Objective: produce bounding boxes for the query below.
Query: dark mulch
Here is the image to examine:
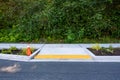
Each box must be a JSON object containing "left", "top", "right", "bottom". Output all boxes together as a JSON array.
[{"left": 88, "top": 48, "right": 120, "bottom": 56}]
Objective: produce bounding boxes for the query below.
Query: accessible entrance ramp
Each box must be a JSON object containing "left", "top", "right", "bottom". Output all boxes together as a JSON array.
[{"left": 34, "top": 44, "right": 92, "bottom": 60}]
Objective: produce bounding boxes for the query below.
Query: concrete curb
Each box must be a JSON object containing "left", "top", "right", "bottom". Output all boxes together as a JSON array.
[
  {"left": 0, "top": 54, "right": 29, "bottom": 61},
  {"left": 0, "top": 43, "right": 120, "bottom": 62}
]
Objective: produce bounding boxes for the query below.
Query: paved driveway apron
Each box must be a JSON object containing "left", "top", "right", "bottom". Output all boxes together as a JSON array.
[{"left": 0, "top": 59, "right": 120, "bottom": 80}]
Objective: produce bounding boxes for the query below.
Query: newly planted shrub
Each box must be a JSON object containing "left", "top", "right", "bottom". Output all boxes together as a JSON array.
[
  {"left": 101, "top": 45, "right": 114, "bottom": 54},
  {"left": 91, "top": 44, "right": 101, "bottom": 51},
  {"left": 9, "top": 46, "right": 17, "bottom": 51},
  {"left": 1, "top": 49, "right": 12, "bottom": 54}
]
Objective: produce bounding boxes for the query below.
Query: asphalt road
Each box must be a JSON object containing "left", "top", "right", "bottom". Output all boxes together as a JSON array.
[{"left": 0, "top": 59, "right": 120, "bottom": 80}]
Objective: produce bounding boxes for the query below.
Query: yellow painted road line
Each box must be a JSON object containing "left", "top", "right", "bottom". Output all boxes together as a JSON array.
[{"left": 34, "top": 54, "right": 91, "bottom": 59}]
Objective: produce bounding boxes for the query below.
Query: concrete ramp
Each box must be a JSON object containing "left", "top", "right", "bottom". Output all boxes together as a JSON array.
[{"left": 34, "top": 44, "right": 91, "bottom": 60}]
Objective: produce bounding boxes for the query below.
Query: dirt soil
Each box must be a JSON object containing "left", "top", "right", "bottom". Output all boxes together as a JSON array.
[{"left": 88, "top": 48, "right": 120, "bottom": 56}]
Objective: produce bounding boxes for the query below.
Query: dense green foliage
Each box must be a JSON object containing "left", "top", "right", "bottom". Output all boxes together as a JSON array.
[{"left": 0, "top": 0, "right": 120, "bottom": 43}]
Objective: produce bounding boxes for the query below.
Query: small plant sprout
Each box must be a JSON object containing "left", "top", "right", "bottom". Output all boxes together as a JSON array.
[
  {"left": 21, "top": 48, "right": 27, "bottom": 55},
  {"left": 101, "top": 45, "right": 114, "bottom": 54},
  {"left": 9, "top": 46, "right": 17, "bottom": 51},
  {"left": 2, "top": 49, "right": 12, "bottom": 54},
  {"left": 109, "top": 45, "right": 113, "bottom": 50},
  {"left": 91, "top": 43, "right": 101, "bottom": 51},
  {"left": 107, "top": 45, "right": 114, "bottom": 54}
]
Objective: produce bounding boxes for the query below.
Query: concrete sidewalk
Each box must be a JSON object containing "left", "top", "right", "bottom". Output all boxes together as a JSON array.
[{"left": 0, "top": 43, "right": 120, "bottom": 62}]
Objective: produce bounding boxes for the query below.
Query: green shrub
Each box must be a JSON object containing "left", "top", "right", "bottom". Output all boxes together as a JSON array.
[
  {"left": 9, "top": 46, "right": 17, "bottom": 51},
  {"left": 2, "top": 49, "right": 12, "bottom": 54},
  {"left": 91, "top": 44, "right": 101, "bottom": 51},
  {"left": 0, "top": 0, "right": 119, "bottom": 43}
]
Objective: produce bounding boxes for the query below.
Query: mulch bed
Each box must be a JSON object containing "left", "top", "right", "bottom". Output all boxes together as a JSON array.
[
  {"left": 88, "top": 48, "right": 120, "bottom": 56},
  {"left": 0, "top": 49, "right": 22, "bottom": 55},
  {"left": 0, "top": 49, "right": 37, "bottom": 55}
]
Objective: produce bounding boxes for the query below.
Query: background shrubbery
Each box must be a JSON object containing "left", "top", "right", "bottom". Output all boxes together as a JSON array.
[{"left": 0, "top": 0, "right": 120, "bottom": 43}]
